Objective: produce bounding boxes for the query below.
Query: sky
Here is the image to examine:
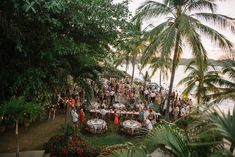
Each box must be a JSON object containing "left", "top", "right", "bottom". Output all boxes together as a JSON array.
[{"left": 114, "top": 0, "right": 235, "bottom": 59}]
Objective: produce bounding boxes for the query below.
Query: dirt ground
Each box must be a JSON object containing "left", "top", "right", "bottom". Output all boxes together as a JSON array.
[{"left": 0, "top": 113, "right": 65, "bottom": 153}]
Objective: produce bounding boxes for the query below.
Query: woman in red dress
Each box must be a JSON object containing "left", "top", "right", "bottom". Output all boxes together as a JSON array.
[
  {"left": 114, "top": 111, "right": 119, "bottom": 126},
  {"left": 79, "top": 108, "right": 85, "bottom": 123},
  {"left": 120, "top": 84, "right": 124, "bottom": 96}
]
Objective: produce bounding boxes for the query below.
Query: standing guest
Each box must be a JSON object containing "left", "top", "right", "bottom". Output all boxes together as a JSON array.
[
  {"left": 48, "top": 104, "right": 56, "bottom": 120},
  {"left": 127, "top": 88, "right": 132, "bottom": 100},
  {"left": 79, "top": 108, "right": 85, "bottom": 123},
  {"left": 144, "top": 88, "right": 149, "bottom": 102},
  {"left": 110, "top": 89, "right": 115, "bottom": 105},
  {"left": 74, "top": 94, "right": 81, "bottom": 111},
  {"left": 69, "top": 96, "right": 75, "bottom": 108},
  {"left": 71, "top": 107, "right": 78, "bottom": 128},
  {"left": 173, "top": 105, "right": 180, "bottom": 119},
  {"left": 139, "top": 109, "right": 145, "bottom": 123},
  {"left": 120, "top": 83, "right": 124, "bottom": 96},
  {"left": 150, "top": 91, "right": 156, "bottom": 103},
  {"left": 114, "top": 111, "right": 119, "bottom": 126}
]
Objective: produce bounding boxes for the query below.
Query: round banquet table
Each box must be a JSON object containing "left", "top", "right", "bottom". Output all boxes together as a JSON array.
[
  {"left": 113, "top": 103, "right": 126, "bottom": 110},
  {"left": 87, "top": 119, "right": 106, "bottom": 134},
  {"left": 122, "top": 120, "right": 141, "bottom": 134}
]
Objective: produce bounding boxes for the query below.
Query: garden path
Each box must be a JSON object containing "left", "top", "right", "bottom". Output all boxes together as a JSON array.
[{"left": 0, "top": 114, "right": 64, "bottom": 153}]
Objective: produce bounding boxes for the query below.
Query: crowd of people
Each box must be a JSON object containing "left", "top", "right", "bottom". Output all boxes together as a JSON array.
[{"left": 48, "top": 77, "right": 193, "bottom": 131}]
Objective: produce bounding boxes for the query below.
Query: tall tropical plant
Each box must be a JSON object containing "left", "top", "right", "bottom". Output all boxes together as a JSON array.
[
  {"left": 135, "top": 0, "right": 234, "bottom": 119},
  {"left": 208, "top": 61, "right": 235, "bottom": 102},
  {"left": 0, "top": 96, "right": 42, "bottom": 157},
  {"left": 144, "top": 55, "right": 172, "bottom": 87},
  {"left": 102, "top": 107, "right": 235, "bottom": 157},
  {"left": 178, "top": 59, "right": 220, "bottom": 104},
  {"left": 114, "top": 19, "right": 148, "bottom": 86},
  {"left": 209, "top": 107, "right": 235, "bottom": 153}
]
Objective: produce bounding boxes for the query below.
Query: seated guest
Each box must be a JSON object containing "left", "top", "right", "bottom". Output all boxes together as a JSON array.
[
  {"left": 93, "top": 100, "right": 101, "bottom": 109},
  {"left": 100, "top": 106, "right": 108, "bottom": 117},
  {"left": 145, "top": 118, "right": 153, "bottom": 130},
  {"left": 148, "top": 109, "right": 156, "bottom": 122}
]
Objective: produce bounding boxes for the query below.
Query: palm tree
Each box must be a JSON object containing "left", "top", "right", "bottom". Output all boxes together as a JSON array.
[
  {"left": 142, "top": 55, "right": 172, "bottom": 87},
  {"left": 208, "top": 61, "right": 235, "bottom": 102},
  {"left": 0, "top": 96, "right": 42, "bottom": 157},
  {"left": 114, "top": 50, "right": 131, "bottom": 73},
  {"left": 115, "top": 19, "right": 148, "bottom": 86},
  {"left": 178, "top": 59, "right": 220, "bottom": 104},
  {"left": 135, "top": 0, "right": 234, "bottom": 120}
]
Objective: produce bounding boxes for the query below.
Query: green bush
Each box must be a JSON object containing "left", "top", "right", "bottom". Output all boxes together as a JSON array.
[{"left": 45, "top": 135, "right": 99, "bottom": 157}]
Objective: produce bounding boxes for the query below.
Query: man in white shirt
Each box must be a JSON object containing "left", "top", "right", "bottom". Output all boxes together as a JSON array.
[
  {"left": 100, "top": 106, "right": 107, "bottom": 117},
  {"left": 145, "top": 119, "right": 153, "bottom": 130},
  {"left": 71, "top": 108, "right": 78, "bottom": 128}
]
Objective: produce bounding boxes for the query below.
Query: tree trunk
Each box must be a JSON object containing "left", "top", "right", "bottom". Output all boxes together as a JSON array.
[
  {"left": 230, "top": 144, "right": 234, "bottom": 154},
  {"left": 131, "top": 59, "right": 135, "bottom": 86},
  {"left": 159, "top": 70, "right": 162, "bottom": 87},
  {"left": 165, "top": 31, "right": 180, "bottom": 120},
  {"left": 16, "top": 120, "right": 19, "bottom": 157},
  {"left": 64, "top": 104, "right": 69, "bottom": 140}
]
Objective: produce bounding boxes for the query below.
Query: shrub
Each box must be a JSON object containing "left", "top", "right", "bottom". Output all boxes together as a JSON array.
[{"left": 45, "top": 135, "right": 99, "bottom": 157}]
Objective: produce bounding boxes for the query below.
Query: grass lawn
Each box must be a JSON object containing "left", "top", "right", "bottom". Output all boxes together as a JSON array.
[{"left": 76, "top": 125, "right": 141, "bottom": 147}]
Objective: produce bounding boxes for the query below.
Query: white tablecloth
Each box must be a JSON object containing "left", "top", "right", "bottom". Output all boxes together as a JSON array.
[
  {"left": 87, "top": 119, "right": 106, "bottom": 133},
  {"left": 113, "top": 103, "right": 126, "bottom": 110},
  {"left": 122, "top": 120, "right": 141, "bottom": 134}
]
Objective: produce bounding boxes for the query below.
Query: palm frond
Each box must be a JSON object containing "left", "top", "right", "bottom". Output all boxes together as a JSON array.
[
  {"left": 144, "top": 124, "right": 191, "bottom": 157},
  {"left": 186, "top": 0, "right": 217, "bottom": 13},
  {"left": 195, "top": 22, "right": 233, "bottom": 50},
  {"left": 135, "top": 1, "right": 173, "bottom": 21},
  {"left": 192, "top": 13, "right": 235, "bottom": 31}
]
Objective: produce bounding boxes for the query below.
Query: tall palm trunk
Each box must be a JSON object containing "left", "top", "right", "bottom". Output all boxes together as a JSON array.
[
  {"left": 64, "top": 104, "right": 69, "bottom": 140},
  {"left": 159, "top": 70, "right": 162, "bottom": 87},
  {"left": 131, "top": 59, "right": 135, "bottom": 86},
  {"left": 165, "top": 31, "right": 180, "bottom": 120},
  {"left": 16, "top": 120, "right": 19, "bottom": 157}
]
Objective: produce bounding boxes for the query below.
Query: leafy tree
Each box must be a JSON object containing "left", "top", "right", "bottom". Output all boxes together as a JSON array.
[
  {"left": 0, "top": 96, "right": 42, "bottom": 157},
  {"left": 134, "top": 0, "right": 234, "bottom": 120},
  {"left": 0, "top": 0, "right": 131, "bottom": 104},
  {"left": 178, "top": 59, "right": 220, "bottom": 104}
]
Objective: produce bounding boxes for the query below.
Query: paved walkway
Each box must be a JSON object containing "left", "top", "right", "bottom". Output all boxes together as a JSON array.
[
  {"left": 0, "top": 114, "right": 64, "bottom": 153},
  {"left": 0, "top": 150, "right": 45, "bottom": 157}
]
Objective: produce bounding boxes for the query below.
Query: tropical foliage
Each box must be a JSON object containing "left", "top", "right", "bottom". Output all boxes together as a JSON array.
[
  {"left": 134, "top": 0, "right": 234, "bottom": 119},
  {"left": 103, "top": 106, "right": 235, "bottom": 157},
  {"left": 208, "top": 61, "right": 235, "bottom": 102},
  {"left": 178, "top": 59, "right": 220, "bottom": 104},
  {"left": 0, "top": 96, "right": 43, "bottom": 157},
  {"left": 0, "top": 0, "right": 131, "bottom": 105}
]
